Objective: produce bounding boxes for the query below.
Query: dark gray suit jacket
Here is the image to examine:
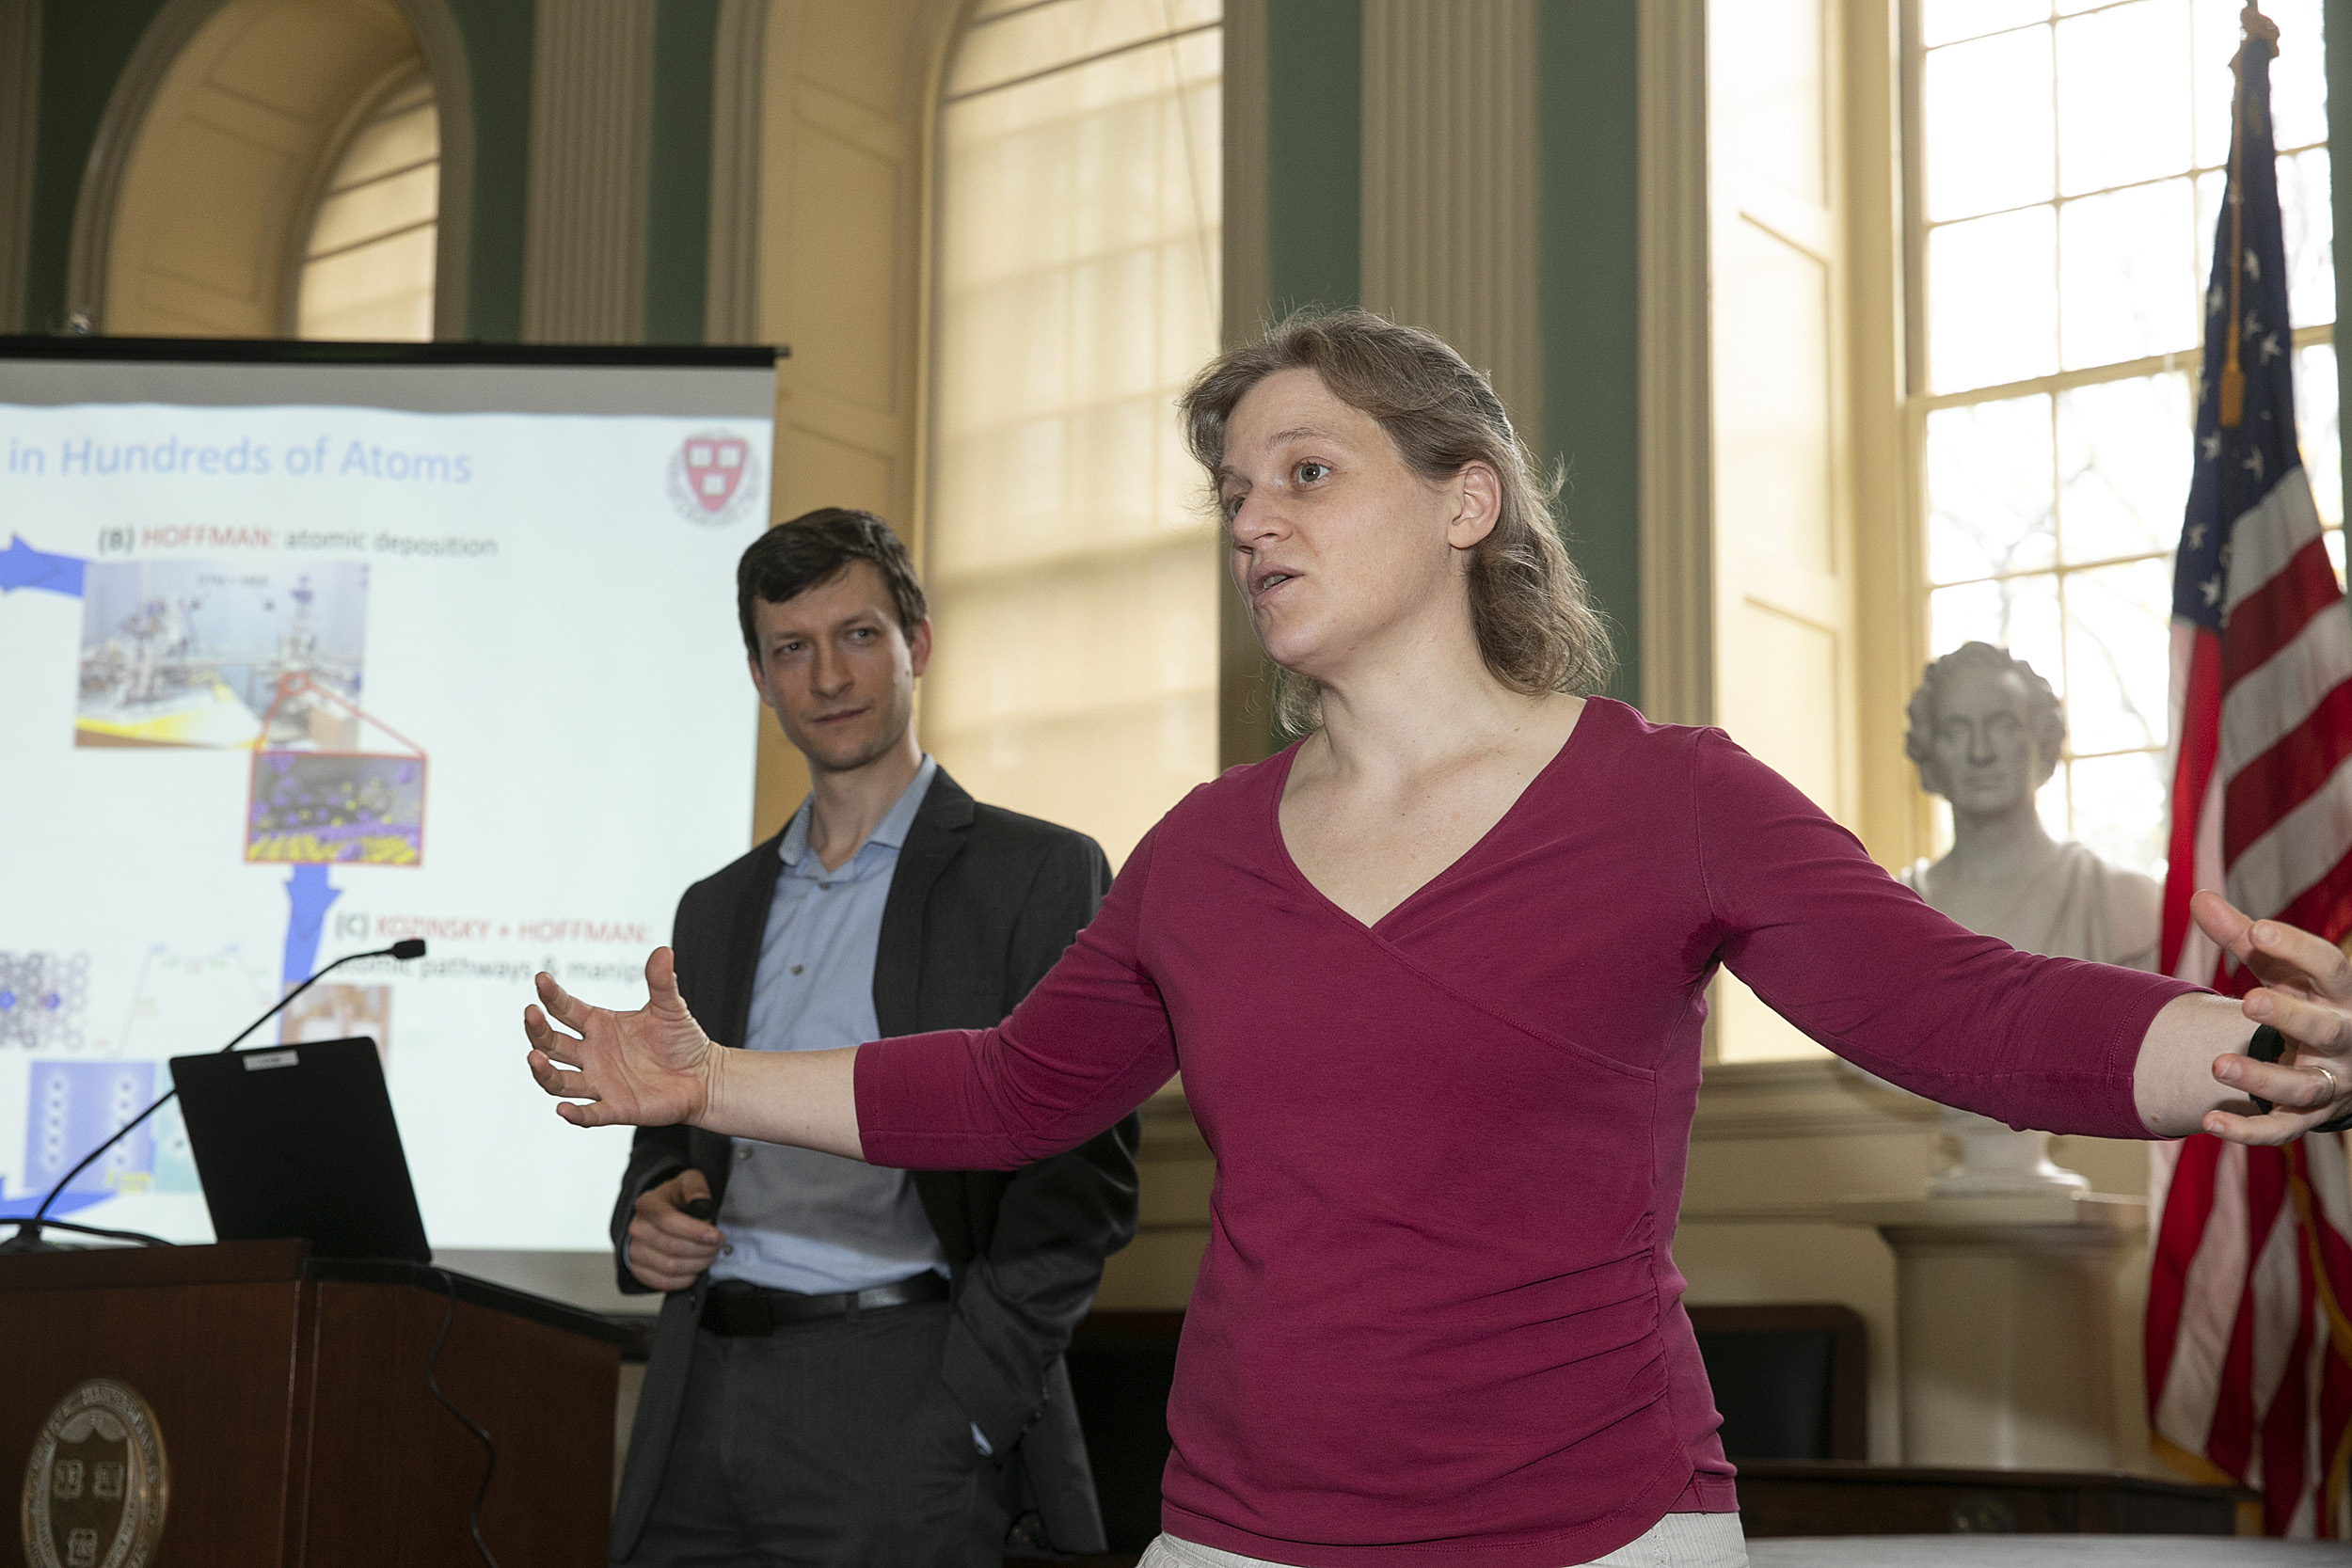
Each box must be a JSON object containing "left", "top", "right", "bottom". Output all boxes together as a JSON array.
[{"left": 607, "top": 767, "right": 1141, "bottom": 1560}]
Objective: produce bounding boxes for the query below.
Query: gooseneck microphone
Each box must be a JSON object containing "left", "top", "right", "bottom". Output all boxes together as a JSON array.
[{"left": 2, "top": 939, "right": 428, "bottom": 1252}]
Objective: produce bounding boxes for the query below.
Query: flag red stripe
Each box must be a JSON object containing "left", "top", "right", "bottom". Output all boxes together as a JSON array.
[
  {"left": 2219, "top": 539, "right": 2344, "bottom": 691},
  {"left": 2222, "top": 680, "right": 2352, "bottom": 863},
  {"left": 2213, "top": 1150, "right": 2298, "bottom": 1477},
  {"left": 2259, "top": 1247, "right": 2314, "bottom": 1533},
  {"left": 2210, "top": 1264, "right": 2264, "bottom": 1477},
  {"left": 2265, "top": 847, "right": 2352, "bottom": 947},
  {"left": 2163, "top": 629, "right": 2225, "bottom": 975},
  {"left": 2151, "top": 1135, "right": 2225, "bottom": 1409}
]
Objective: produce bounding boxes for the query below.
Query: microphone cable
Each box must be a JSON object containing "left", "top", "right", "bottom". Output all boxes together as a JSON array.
[
  {"left": 428, "top": 1266, "right": 504, "bottom": 1568},
  {"left": 4, "top": 938, "right": 427, "bottom": 1251},
  {"left": 18, "top": 1217, "right": 172, "bottom": 1247}
]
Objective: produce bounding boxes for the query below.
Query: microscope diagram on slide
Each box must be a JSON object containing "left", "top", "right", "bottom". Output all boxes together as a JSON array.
[{"left": 66, "top": 554, "right": 428, "bottom": 864}]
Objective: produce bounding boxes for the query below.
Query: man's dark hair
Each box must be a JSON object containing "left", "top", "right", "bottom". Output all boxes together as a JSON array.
[{"left": 736, "top": 508, "right": 928, "bottom": 657}]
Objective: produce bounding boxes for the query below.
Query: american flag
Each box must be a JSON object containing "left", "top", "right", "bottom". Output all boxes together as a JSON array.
[{"left": 2145, "top": 15, "right": 2352, "bottom": 1538}]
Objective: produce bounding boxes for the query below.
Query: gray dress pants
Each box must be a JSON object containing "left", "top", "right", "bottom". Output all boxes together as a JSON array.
[{"left": 621, "top": 1300, "right": 1007, "bottom": 1568}]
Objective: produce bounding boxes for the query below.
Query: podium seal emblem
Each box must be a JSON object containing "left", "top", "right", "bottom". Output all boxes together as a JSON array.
[{"left": 20, "top": 1379, "right": 167, "bottom": 1568}]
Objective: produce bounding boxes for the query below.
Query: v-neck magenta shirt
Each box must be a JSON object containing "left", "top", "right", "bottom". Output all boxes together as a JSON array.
[{"left": 855, "top": 700, "right": 2197, "bottom": 1567}]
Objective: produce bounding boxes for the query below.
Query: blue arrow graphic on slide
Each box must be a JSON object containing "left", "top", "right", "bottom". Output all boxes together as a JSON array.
[
  {"left": 282, "top": 864, "right": 343, "bottom": 991},
  {"left": 0, "top": 534, "right": 86, "bottom": 597}
]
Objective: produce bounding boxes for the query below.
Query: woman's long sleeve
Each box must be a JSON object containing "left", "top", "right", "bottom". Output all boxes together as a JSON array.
[
  {"left": 1694, "top": 729, "right": 2201, "bottom": 1139},
  {"left": 855, "top": 824, "right": 1179, "bottom": 1169}
]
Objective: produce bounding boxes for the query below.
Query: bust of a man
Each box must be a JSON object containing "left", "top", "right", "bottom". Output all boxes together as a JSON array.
[
  {"left": 1902, "top": 641, "right": 2160, "bottom": 969},
  {"left": 1897, "top": 641, "right": 2161, "bottom": 1194}
]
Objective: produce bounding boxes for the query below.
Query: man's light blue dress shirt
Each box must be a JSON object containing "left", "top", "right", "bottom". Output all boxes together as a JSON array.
[{"left": 707, "top": 755, "right": 949, "bottom": 1294}]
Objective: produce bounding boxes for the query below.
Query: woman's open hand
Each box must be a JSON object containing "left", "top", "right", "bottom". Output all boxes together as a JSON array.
[
  {"left": 524, "top": 946, "right": 715, "bottom": 1129},
  {"left": 2190, "top": 890, "right": 2352, "bottom": 1143}
]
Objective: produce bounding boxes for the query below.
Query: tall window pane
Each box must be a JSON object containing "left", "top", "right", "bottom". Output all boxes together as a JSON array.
[
  {"left": 296, "top": 71, "right": 437, "bottom": 341},
  {"left": 1914, "top": 0, "right": 2335, "bottom": 877},
  {"left": 926, "top": 0, "right": 1222, "bottom": 865}
]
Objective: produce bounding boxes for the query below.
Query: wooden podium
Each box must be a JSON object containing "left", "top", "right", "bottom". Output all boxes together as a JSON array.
[{"left": 0, "top": 1238, "right": 628, "bottom": 1566}]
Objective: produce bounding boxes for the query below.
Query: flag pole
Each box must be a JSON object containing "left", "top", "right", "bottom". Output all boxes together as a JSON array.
[{"left": 2222, "top": 4, "right": 2281, "bottom": 430}]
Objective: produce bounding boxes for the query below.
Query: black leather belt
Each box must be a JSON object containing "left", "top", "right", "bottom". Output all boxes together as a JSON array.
[{"left": 700, "top": 1272, "right": 948, "bottom": 1336}]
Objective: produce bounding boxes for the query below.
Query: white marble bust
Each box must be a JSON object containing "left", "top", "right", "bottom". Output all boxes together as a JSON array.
[{"left": 1896, "top": 641, "right": 2161, "bottom": 1196}]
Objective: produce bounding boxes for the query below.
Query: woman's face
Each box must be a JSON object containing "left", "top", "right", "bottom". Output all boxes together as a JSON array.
[{"left": 1216, "top": 368, "right": 1494, "bottom": 686}]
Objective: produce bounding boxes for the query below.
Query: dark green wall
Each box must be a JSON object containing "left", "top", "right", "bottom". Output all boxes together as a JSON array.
[
  {"left": 644, "top": 0, "right": 720, "bottom": 343},
  {"left": 1536, "top": 0, "right": 1643, "bottom": 705},
  {"left": 24, "top": 0, "right": 167, "bottom": 333},
  {"left": 1263, "top": 0, "right": 1359, "bottom": 319},
  {"left": 443, "top": 0, "right": 533, "bottom": 342}
]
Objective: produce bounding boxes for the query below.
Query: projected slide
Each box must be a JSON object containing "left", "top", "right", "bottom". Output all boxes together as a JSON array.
[{"left": 0, "top": 350, "right": 771, "bottom": 1252}]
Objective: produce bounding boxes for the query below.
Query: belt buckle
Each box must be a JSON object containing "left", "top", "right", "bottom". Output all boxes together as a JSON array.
[{"left": 707, "top": 1286, "right": 771, "bottom": 1337}]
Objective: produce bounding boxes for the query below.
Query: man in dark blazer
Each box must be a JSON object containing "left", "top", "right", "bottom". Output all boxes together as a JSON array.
[{"left": 609, "top": 509, "right": 1139, "bottom": 1566}]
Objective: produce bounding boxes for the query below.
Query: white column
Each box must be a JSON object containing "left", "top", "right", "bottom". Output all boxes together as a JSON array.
[
  {"left": 1359, "top": 0, "right": 1540, "bottom": 434},
  {"left": 522, "top": 0, "right": 657, "bottom": 343}
]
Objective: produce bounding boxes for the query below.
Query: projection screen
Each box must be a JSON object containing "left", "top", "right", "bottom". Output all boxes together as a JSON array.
[{"left": 0, "top": 340, "right": 778, "bottom": 1304}]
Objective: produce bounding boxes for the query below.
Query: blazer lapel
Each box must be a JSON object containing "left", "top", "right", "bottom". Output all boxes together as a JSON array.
[
  {"left": 719, "top": 832, "right": 786, "bottom": 1053},
  {"left": 873, "top": 768, "right": 975, "bottom": 1038}
]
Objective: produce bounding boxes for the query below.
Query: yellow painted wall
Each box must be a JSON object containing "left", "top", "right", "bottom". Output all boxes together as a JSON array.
[{"left": 745, "top": 0, "right": 960, "bottom": 844}]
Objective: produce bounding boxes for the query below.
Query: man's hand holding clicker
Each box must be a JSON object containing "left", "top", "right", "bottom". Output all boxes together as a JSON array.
[{"left": 627, "top": 1168, "right": 725, "bottom": 1292}]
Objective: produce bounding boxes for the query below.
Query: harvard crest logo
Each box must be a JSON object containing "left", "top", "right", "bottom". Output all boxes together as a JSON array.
[
  {"left": 21, "top": 1379, "right": 167, "bottom": 1568},
  {"left": 667, "top": 430, "right": 762, "bottom": 525}
]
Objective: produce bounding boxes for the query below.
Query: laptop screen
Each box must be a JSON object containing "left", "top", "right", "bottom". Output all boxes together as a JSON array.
[{"left": 169, "top": 1037, "right": 430, "bottom": 1263}]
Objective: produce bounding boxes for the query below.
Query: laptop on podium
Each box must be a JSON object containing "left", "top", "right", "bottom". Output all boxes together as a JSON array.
[{"left": 170, "top": 1037, "right": 431, "bottom": 1264}]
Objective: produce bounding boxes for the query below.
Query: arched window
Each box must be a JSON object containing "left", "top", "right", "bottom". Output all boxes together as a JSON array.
[
  {"left": 296, "top": 69, "right": 438, "bottom": 341},
  {"left": 93, "top": 0, "right": 436, "bottom": 340},
  {"left": 924, "top": 0, "right": 1223, "bottom": 866}
]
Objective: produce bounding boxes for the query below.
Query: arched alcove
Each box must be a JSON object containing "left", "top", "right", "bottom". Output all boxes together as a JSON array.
[{"left": 70, "top": 0, "right": 472, "bottom": 339}]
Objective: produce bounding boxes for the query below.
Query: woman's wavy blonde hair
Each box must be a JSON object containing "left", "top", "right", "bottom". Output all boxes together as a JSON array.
[{"left": 1180, "top": 309, "right": 1613, "bottom": 734}]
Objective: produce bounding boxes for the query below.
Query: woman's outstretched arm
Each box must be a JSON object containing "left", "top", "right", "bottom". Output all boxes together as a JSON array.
[
  {"left": 1694, "top": 730, "right": 2352, "bottom": 1143},
  {"left": 2133, "top": 890, "right": 2352, "bottom": 1141},
  {"left": 525, "top": 822, "right": 1177, "bottom": 1166}
]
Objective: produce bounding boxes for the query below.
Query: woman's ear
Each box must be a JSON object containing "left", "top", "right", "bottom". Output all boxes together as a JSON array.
[{"left": 1446, "top": 461, "right": 1502, "bottom": 551}]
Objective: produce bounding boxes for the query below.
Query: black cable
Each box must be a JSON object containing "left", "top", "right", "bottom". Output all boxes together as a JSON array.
[
  {"left": 14, "top": 1217, "right": 174, "bottom": 1247},
  {"left": 427, "top": 1267, "right": 502, "bottom": 1568}
]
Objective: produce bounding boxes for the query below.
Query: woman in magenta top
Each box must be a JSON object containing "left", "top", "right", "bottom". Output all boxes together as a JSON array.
[{"left": 527, "top": 313, "right": 2352, "bottom": 1568}]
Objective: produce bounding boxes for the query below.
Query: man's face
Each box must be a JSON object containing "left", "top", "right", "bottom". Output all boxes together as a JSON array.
[
  {"left": 1928, "top": 665, "right": 2046, "bottom": 816},
  {"left": 746, "top": 562, "right": 930, "bottom": 777}
]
